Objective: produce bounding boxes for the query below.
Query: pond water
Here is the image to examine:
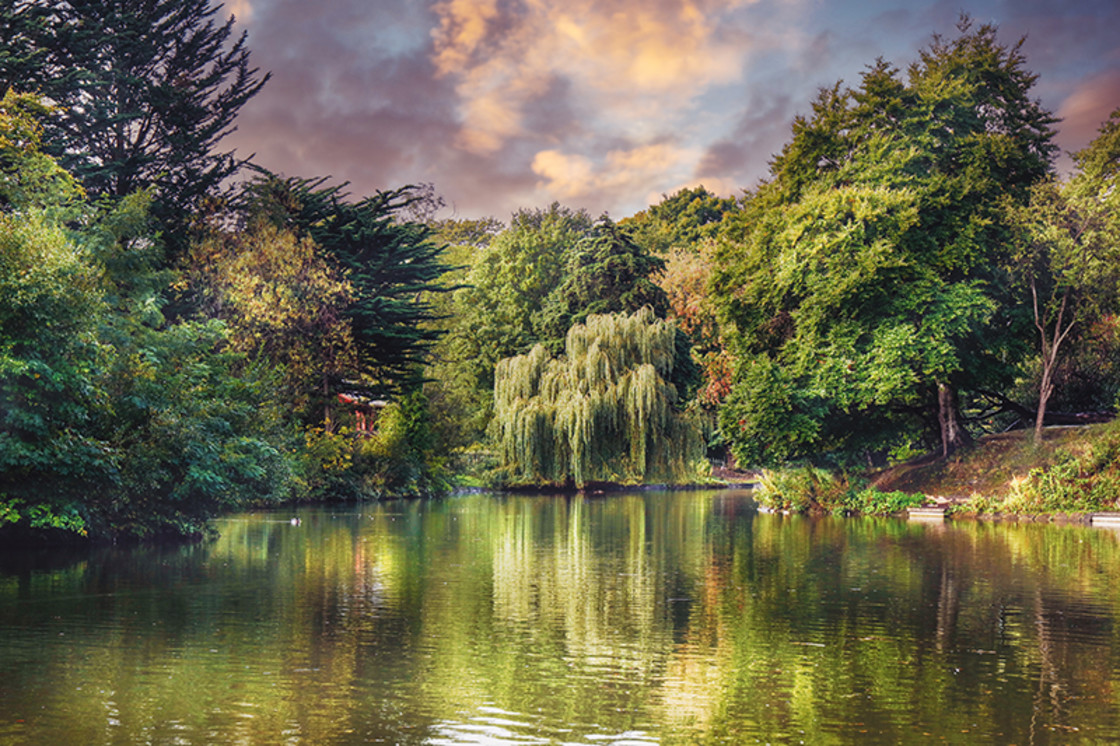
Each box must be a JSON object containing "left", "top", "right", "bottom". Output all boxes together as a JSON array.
[{"left": 2, "top": 490, "right": 1120, "bottom": 744}]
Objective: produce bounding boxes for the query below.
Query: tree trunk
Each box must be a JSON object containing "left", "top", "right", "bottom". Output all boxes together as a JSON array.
[
  {"left": 937, "top": 383, "right": 972, "bottom": 458},
  {"left": 1034, "top": 367, "right": 1054, "bottom": 443},
  {"left": 1031, "top": 281, "right": 1074, "bottom": 443}
]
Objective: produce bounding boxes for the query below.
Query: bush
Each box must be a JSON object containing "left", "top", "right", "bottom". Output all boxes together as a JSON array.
[
  {"left": 755, "top": 466, "right": 852, "bottom": 513},
  {"left": 840, "top": 487, "right": 927, "bottom": 516},
  {"left": 755, "top": 466, "right": 925, "bottom": 515},
  {"left": 296, "top": 390, "right": 452, "bottom": 501}
]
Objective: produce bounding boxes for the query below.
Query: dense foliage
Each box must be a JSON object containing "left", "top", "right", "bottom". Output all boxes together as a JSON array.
[
  {"left": 621, "top": 186, "right": 738, "bottom": 255},
  {"left": 712, "top": 20, "right": 1061, "bottom": 468},
  {"left": 186, "top": 219, "right": 355, "bottom": 420},
  {"left": 534, "top": 216, "right": 669, "bottom": 353},
  {"left": 441, "top": 204, "right": 594, "bottom": 399},
  {"left": 0, "top": 80, "right": 451, "bottom": 538},
  {"left": 2, "top": 5, "right": 1119, "bottom": 538},
  {"left": 492, "top": 309, "right": 704, "bottom": 487},
  {"left": 0, "top": 151, "right": 288, "bottom": 538}
]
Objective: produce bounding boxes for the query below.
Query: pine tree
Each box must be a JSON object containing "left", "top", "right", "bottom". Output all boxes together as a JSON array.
[
  {"left": 1, "top": 0, "right": 268, "bottom": 250},
  {"left": 240, "top": 171, "right": 453, "bottom": 397}
]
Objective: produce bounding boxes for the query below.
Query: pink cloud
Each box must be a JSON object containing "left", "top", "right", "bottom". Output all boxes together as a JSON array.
[
  {"left": 1055, "top": 69, "right": 1120, "bottom": 166},
  {"left": 217, "top": 0, "right": 1120, "bottom": 219}
]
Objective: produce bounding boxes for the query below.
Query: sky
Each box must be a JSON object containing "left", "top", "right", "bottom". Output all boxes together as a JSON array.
[{"left": 221, "top": 0, "right": 1120, "bottom": 222}]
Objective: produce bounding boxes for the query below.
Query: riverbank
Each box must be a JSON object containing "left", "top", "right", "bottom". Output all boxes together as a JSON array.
[{"left": 871, "top": 418, "right": 1120, "bottom": 520}]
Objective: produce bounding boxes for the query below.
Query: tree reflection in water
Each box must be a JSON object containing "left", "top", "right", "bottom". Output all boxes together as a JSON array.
[{"left": 2, "top": 492, "right": 1120, "bottom": 744}]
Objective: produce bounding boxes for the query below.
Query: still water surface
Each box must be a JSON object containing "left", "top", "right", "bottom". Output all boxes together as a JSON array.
[{"left": 3, "top": 490, "right": 1120, "bottom": 744}]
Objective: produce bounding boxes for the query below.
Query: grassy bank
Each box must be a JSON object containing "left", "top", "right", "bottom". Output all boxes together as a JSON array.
[
  {"left": 872, "top": 419, "right": 1120, "bottom": 519},
  {"left": 749, "top": 419, "right": 1120, "bottom": 519}
]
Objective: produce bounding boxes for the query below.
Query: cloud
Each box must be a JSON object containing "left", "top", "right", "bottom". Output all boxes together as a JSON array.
[
  {"left": 218, "top": 0, "right": 1120, "bottom": 220},
  {"left": 531, "top": 150, "right": 596, "bottom": 198},
  {"left": 531, "top": 142, "right": 702, "bottom": 212},
  {"left": 695, "top": 89, "right": 794, "bottom": 185},
  {"left": 430, "top": 0, "right": 755, "bottom": 155},
  {"left": 225, "top": 0, "right": 253, "bottom": 24},
  {"left": 1055, "top": 70, "right": 1120, "bottom": 157},
  {"left": 221, "top": 0, "right": 464, "bottom": 201}
]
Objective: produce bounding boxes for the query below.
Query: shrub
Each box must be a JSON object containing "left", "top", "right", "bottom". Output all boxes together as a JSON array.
[
  {"left": 756, "top": 466, "right": 926, "bottom": 515},
  {"left": 755, "top": 466, "right": 852, "bottom": 513}
]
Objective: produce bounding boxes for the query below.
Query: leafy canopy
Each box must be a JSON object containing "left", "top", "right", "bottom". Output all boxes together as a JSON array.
[
  {"left": 436, "top": 203, "right": 594, "bottom": 409},
  {"left": 712, "top": 18, "right": 1058, "bottom": 466},
  {"left": 622, "top": 185, "right": 739, "bottom": 254},
  {"left": 186, "top": 219, "right": 356, "bottom": 419}
]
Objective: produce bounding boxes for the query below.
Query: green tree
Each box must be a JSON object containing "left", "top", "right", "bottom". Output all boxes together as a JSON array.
[
  {"left": 422, "top": 216, "right": 506, "bottom": 449},
  {"left": 79, "top": 192, "right": 293, "bottom": 539},
  {"left": 442, "top": 203, "right": 593, "bottom": 405},
  {"left": 0, "top": 89, "right": 103, "bottom": 533},
  {"left": 241, "top": 172, "right": 453, "bottom": 399},
  {"left": 430, "top": 216, "right": 505, "bottom": 255},
  {"left": 534, "top": 216, "right": 669, "bottom": 352},
  {"left": 1008, "top": 108, "right": 1120, "bottom": 440},
  {"left": 0, "top": 102, "right": 290, "bottom": 541},
  {"left": 90, "top": 319, "right": 291, "bottom": 539},
  {"left": 1, "top": 191, "right": 290, "bottom": 539},
  {"left": 0, "top": 209, "right": 107, "bottom": 535},
  {"left": 622, "top": 186, "right": 738, "bottom": 254},
  {"left": 492, "top": 309, "right": 703, "bottom": 487},
  {"left": 712, "top": 19, "right": 1057, "bottom": 466},
  {"left": 1072, "top": 105, "right": 1120, "bottom": 184},
  {"left": 0, "top": 0, "right": 267, "bottom": 249}
]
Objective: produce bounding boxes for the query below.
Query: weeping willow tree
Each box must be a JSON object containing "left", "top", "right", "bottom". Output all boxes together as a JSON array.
[{"left": 493, "top": 308, "right": 704, "bottom": 487}]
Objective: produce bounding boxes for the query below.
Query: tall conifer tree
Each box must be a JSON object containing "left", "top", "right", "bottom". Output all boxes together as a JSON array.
[
  {"left": 0, "top": 0, "right": 267, "bottom": 250},
  {"left": 240, "top": 172, "right": 453, "bottom": 398}
]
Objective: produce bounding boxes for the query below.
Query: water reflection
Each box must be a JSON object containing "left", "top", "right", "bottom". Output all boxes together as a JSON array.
[{"left": 2, "top": 492, "right": 1120, "bottom": 744}]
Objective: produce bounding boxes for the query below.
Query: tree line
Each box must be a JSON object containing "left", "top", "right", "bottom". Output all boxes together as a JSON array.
[
  {"left": 0, "top": 0, "right": 454, "bottom": 539},
  {"left": 1, "top": 3, "right": 1117, "bottom": 541},
  {"left": 712, "top": 20, "right": 1120, "bottom": 469}
]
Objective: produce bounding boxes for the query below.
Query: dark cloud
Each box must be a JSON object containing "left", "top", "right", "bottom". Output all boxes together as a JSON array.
[
  {"left": 225, "top": 0, "right": 459, "bottom": 198},
  {"left": 1052, "top": 70, "right": 1120, "bottom": 174},
  {"left": 992, "top": 0, "right": 1120, "bottom": 160},
  {"left": 423, "top": 146, "right": 542, "bottom": 220},
  {"left": 520, "top": 75, "right": 583, "bottom": 145}
]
